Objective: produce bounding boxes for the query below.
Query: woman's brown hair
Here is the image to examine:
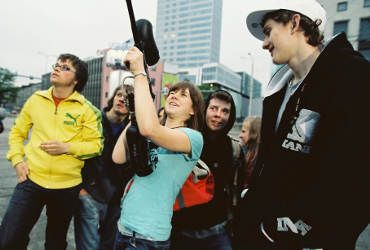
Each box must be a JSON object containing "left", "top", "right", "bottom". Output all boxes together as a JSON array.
[{"left": 163, "top": 81, "right": 205, "bottom": 132}]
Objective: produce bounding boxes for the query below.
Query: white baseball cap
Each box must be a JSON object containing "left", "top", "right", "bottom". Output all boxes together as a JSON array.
[{"left": 246, "top": 0, "right": 327, "bottom": 41}]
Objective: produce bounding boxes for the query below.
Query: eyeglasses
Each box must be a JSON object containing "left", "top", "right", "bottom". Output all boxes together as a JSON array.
[{"left": 52, "top": 64, "right": 76, "bottom": 73}]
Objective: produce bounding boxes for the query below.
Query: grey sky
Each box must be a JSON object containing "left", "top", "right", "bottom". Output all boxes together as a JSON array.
[{"left": 0, "top": 0, "right": 272, "bottom": 88}]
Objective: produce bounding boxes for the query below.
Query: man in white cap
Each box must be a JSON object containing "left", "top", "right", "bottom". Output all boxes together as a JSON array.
[{"left": 236, "top": 0, "right": 370, "bottom": 249}]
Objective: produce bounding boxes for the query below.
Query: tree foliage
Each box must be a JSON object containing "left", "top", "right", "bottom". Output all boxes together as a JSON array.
[{"left": 0, "top": 67, "right": 18, "bottom": 104}]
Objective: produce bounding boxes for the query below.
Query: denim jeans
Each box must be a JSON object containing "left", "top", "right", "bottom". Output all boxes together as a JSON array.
[
  {"left": 113, "top": 231, "right": 170, "bottom": 250},
  {"left": 171, "top": 222, "right": 232, "bottom": 250},
  {"left": 0, "top": 179, "right": 80, "bottom": 250},
  {"left": 74, "top": 193, "right": 108, "bottom": 250}
]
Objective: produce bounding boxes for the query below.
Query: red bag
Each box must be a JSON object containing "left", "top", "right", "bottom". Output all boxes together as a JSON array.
[{"left": 173, "top": 159, "right": 215, "bottom": 211}]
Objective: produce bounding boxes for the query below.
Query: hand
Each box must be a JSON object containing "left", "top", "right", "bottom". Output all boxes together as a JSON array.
[
  {"left": 79, "top": 188, "right": 88, "bottom": 196},
  {"left": 124, "top": 46, "right": 146, "bottom": 75},
  {"left": 40, "top": 141, "right": 69, "bottom": 155},
  {"left": 15, "top": 161, "right": 29, "bottom": 183}
]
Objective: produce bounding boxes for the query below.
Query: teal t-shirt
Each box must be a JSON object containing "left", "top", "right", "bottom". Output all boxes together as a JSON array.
[{"left": 118, "top": 127, "right": 203, "bottom": 241}]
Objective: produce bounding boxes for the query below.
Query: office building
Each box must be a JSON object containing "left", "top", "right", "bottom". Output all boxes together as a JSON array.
[
  {"left": 319, "top": 0, "right": 370, "bottom": 60},
  {"left": 156, "top": 0, "right": 223, "bottom": 68}
]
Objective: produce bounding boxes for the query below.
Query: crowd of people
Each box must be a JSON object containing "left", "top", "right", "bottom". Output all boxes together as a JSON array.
[{"left": 1, "top": 0, "right": 370, "bottom": 249}]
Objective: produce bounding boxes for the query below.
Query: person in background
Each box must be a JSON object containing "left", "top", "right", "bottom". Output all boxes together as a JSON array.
[
  {"left": 0, "top": 107, "right": 7, "bottom": 134},
  {"left": 171, "top": 90, "right": 242, "bottom": 250},
  {"left": 112, "top": 46, "right": 204, "bottom": 250},
  {"left": 239, "top": 0, "right": 370, "bottom": 248},
  {"left": 238, "top": 116, "right": 261, "bottom": 190},
  {"left": 0, "top": 53, "right": 103, "bottom": 250},
  {"left": 157, "top": 106, "right": 165, "bottom": 124},
  {"left": 233, "top": 116, "right": 262, "bottom": 250},
  {"left": 74, "top": 84, "right": 134, "bottom": 250}
]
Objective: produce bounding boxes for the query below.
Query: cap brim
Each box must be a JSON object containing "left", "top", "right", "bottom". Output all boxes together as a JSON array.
[{"left": 246, "top": 9, "right": 276, "bottom": 41}]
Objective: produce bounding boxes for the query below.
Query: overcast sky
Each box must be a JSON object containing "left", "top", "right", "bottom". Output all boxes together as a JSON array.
[{"left": 0, "top": 0, "right": 272, "bottom": 88}]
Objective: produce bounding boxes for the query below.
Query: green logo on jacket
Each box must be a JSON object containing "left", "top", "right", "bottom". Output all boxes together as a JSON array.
[{"left": 64, "top": 113, "right": 80, "bottom": 126}]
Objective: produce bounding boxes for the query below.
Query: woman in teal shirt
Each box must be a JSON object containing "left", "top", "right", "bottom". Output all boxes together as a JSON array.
[{"left": 112, "top": 46, "right": 204, "bottom": 250}]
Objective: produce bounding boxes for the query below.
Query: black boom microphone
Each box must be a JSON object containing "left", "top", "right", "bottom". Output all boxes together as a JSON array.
[
  {"left": 135, "top": 19, "right": 159, "bottom": 66},
  {"left": 124, "top": 0, "right": 160, "bottom": 177}
]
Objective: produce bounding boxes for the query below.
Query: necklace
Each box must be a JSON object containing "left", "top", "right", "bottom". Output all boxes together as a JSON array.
[{"left": 170, "top": 126, "right": 185, "bottom": 129}]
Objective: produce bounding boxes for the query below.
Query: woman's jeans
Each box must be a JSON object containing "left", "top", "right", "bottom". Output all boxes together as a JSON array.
[
  {"left": 113, "top": 231, "right": 170, "bottom": 250},
  {"left": 171, "top": 222, "right": 233, "bottom": 250},
  {"left": 0, "top": 179, "right": 80, "bottom": 250}
]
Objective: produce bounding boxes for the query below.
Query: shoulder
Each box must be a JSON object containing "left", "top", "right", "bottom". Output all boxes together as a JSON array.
[
  {"left": 229, "top": 136, "right": 242, "bottom": 158},
  {"left": 30, "top": 90, "right": 48, "bottom": 101},
  {"left": 179, "top": 128, "right": 204, "bottom": 158},
  {"left": 22, "top": 92, "right": 47, "bottom": 108},
  {"left": 83, "top": 100, "right": 102, "bottom": 117},
  {"left": 179, "top": 128, "right": 203, "bottom": 142}
]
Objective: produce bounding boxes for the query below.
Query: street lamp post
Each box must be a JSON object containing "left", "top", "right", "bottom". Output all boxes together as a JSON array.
[
  {"left": 248, "top": 52, "right": 254, "bottom": 117},
  {"left": 37, "top": 52, "right": 57, "bottom": 73}
]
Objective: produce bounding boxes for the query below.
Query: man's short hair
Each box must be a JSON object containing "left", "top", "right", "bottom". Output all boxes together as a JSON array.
[
  {"left": 105, "top": 84, "right": 133, "bottom": 111},
  {"left": 262, "top": 10, "right": 324, "bottom": 46},
  {"left": 207, "top": 90, "right": 234, "bottom": 106},
  {"left": 58, "top": 54, "right": 88, "bottom": 92},
  {"left": 205, "top": 90, "right": 236, "bottom": 133}
]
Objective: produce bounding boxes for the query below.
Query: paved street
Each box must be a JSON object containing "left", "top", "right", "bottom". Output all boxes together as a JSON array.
[{"left": 0, "top": 116, "right": 369, "bottom": 249}]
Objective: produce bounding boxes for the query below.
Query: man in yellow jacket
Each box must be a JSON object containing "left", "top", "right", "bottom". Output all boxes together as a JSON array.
[{"left": 0, "top": 53, "right": 103, "bottom": 250}]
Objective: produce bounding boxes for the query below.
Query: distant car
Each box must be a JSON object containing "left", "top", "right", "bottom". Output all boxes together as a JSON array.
[
  {"left": 0, "top": 107, "right": 8, "bottom": 120},
  {"left": 11, "top": 110, "right": 17, "bottom": 115}
]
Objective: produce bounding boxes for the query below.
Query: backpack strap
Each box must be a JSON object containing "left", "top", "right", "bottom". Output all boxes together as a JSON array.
[
  {"left": 230, "top": 136, "right": 242, "bottom": 159},
  {"left": 192, "top": 159, "right": 210, "bottom": 183}
]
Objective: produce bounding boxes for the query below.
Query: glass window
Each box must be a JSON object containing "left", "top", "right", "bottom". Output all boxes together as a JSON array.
[
  {"left": 359, "top": 18, "right": 370, "bottom": 61},
  {"left": 364, "top": 0, "right": 370, "bottom": 7},
  {"left": 333, "top": 20, "right": 349, "bottom": 35},
  {"left": 337, "top": 2, "right": 348, "bottom": 11}
]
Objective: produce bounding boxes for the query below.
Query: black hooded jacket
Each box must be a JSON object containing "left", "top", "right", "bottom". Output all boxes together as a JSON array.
[
  {"left": 239, "top": 33, "right": 370, "bottom": 249},
  {"left": 172, "top": 90, "right": 238, "bottom": 230},
  {"left": 81, "top": 111, "right": 134, "bottom": 203}
]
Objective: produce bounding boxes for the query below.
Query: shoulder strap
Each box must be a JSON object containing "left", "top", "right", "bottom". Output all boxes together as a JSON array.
[{"left": 230, "top": 137, "right": 242, "bottom": 159}]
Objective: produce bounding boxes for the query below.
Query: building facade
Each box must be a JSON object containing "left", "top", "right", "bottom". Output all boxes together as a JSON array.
[
  {"left": 156, "top": 0, "right": 223, "bottom": 68},
  {"left": 164, "top": 62, "right": 263, "bottom": 119},
  {"left": 15, "top": 82, "right": 42, "bottom": 110},
  {"left": 237, "top": 71, "right": 262, "bottom": 118},
  {"left": 319, "top": 0, "right": 370, "bottom": 60}
]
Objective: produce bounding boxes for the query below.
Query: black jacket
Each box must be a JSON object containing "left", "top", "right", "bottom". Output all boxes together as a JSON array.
[
  {"left": 239, "top": 33, "right": 370, "bottom": 249},
  {"left": 172, "top": 91, "right": 239, "bottom": 230},
  {"left": 81, "top": 112, "right": 133, "bottom": 203}
]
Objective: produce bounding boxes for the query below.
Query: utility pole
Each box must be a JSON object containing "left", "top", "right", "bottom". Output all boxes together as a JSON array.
[
  {"left": 37, "top": 52, "right": 57, "bottom": 73},
  {"left": 248, "top": 52, "right": 254, "bottom": 117}
]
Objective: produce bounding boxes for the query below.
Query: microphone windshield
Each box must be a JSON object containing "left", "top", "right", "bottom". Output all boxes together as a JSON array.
[{"left": 136, "top": 19, "right": 160, "bottom": 66}]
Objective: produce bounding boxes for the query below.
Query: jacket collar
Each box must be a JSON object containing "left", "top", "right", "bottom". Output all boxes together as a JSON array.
[
  {"left": 36, "top": 87, "right": 85, "bottom": 104},
  {"left": 265, "top": 33, "right": 353, "bottom": 98}
]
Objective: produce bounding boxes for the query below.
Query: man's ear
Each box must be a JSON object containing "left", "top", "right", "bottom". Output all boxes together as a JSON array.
[
  {"left": 189, "top": 107, "right": 194, "bottom": 116},
  {"left": 291, "top": 14, "right": 301, "bottom": 33}
]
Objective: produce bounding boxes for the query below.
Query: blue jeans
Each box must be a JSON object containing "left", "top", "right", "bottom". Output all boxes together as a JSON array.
[
  {"left": 113, "top": 232, "right": 170, "bottom": 250},
  {"left": 0, "top": 179, "right": 80, "bottom": 250},
  {"left": 74, "top": 193, "right": 108, "bottom": 250},
  {"left": 171, "top": 222, "right": 233, "bottom": 250}
]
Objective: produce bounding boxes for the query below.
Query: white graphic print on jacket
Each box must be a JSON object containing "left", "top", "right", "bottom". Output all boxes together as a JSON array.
[{"left": 282, "top": 109, "right": 320, "bottom": 154}]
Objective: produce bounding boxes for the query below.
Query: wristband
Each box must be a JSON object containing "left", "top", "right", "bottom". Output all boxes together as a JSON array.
[{"left": 134, "top": 72, "right": 148, "bottom": 78}]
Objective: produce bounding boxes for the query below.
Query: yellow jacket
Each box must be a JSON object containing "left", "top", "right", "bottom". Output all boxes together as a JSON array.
[{"left": 7, "top": 87, "right": 103, "bottom": 189}]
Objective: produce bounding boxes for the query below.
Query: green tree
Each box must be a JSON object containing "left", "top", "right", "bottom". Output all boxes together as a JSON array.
[{"left": 0, "top": 67, "right": 18, "bottom": 105}]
